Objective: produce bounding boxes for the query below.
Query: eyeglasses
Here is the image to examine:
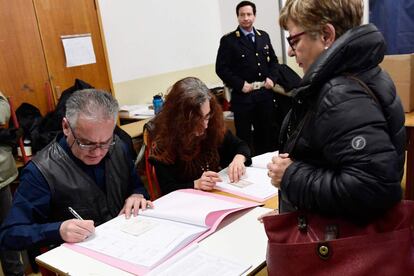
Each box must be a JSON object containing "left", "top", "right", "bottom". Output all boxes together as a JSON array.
[
  {"left": 67, "top": 120, "right": 115, "bottom": 151},
  {"left": 286, "top": 31, "right": 306, "bottom": 51}
]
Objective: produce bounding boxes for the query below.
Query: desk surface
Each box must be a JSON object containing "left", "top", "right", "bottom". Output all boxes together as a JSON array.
[
  {"left": 119, "top": 118, "right": 150, "bottom": 138},
  {"left": 36, "top": 206, "right": 272, "bottom": 276},
  {"left": 406, "top": 111, "right": 414, "bottom": 127}
]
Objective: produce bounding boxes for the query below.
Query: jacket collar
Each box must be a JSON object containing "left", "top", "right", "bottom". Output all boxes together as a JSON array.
[{"left": 294, "top": 24, "right": 386, "bottom": 99}]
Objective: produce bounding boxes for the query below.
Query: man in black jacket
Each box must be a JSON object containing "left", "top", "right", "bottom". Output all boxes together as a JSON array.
[
  {"left": 216, "top": 1, "right": 285, "bottom": 155},
  {"left": 0, "top": 89, "right": 151, "bottom": 251}
]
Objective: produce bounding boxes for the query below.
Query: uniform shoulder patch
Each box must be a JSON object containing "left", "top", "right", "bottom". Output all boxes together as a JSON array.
[{"left": 224, "top": 30, "right": 239, "bottom": 37}]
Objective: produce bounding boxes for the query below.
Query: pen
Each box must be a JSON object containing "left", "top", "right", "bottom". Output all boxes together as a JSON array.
[{"left": 68, "top": 207, "right": 84, "bottom": 220}]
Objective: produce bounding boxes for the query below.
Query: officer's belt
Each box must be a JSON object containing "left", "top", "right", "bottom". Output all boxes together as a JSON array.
[{"left": 251, "top": 81, "right": 265, "bottom": 90}]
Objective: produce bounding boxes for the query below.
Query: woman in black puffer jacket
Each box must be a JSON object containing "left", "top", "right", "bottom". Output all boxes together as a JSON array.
[{"left": 267, "top": 0, "right": 405, "bottom": 220}]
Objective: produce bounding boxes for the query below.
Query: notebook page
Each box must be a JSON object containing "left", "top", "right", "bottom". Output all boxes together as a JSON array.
[
  {"left": 75, "top": 215, "right": 207, "bottom": 269},
  {"left": 251, "top": 151, "right": 278, "bottom": 169},
  {"left": 141, "top": 190, "right": 244, "bottom": 227},
  {"left": 216, "top": 167, "right": 277, "bottom": 202}
]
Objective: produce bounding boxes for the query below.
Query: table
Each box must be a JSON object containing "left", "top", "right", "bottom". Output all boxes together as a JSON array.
[
  {"left": 35, "top": 205, "right": 274, "bottom": 275},
  {"left": 119, "top": 118, "right": 150, "bottom": 139},
  {"left": 405, "top": 111, "right": 414, "bottom": 200}
]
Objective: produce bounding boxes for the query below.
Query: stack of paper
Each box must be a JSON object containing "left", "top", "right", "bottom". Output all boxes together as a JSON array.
[
  {"left": 215, "top": 151, "right": 279, "bottom": 202},
  {"left": 119, "top": 104, "right": 154, "bottom": 118},
  {"left": 65, "top": 189, "right": 258, "bottom": 275}
]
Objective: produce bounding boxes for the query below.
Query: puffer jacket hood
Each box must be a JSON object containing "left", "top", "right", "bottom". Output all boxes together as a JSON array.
[{"left": 294, "top": 23, "right": 386, "bottom": 97}]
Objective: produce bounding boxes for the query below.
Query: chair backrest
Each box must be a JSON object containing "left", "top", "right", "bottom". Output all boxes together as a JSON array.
[
  {"left": 7, "top": 97, "right": 31, "bottom": 164},
  {"left": 140, "top": 121, "right": 161, "bottom": 200}
]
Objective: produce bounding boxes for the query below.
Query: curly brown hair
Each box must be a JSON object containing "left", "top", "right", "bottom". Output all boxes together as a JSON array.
[{"left": 151, "top": 77, "right": 226, "bottom": 164}]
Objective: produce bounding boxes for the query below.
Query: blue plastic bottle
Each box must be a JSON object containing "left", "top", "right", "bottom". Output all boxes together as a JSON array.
[{"left": 153, "top": 95, "right": 163, "bottom": 115}]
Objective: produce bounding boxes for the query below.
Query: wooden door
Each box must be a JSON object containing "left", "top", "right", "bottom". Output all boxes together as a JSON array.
[
  {"left": 0, "top": 0, "right": 50, "bottom": 115},
  {"left": 33, "top": 0, "right": 111, "bottom": 101}
]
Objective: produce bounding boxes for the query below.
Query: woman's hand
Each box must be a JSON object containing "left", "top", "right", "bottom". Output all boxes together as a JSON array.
[
  {"left": 267, "top": 153, "right": 293, "bottom": 188},
  {"left": 194, "top": 171, "right": 222, "bottom": 191},
  {"left": 228, "top": 154, "right": 246, "bottom": 183}
]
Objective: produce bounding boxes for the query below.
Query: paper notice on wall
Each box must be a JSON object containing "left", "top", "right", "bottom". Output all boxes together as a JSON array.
[{"left": 61, "top": 34, "right": 96, "bottom": 67}]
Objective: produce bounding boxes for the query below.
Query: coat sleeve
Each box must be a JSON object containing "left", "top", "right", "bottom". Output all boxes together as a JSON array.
[
  {"left": 151, "top": 159, "right": 195, "bottom": 195},
  {"left": 281, "top": 84, "right": 403, "bottom": 219},
  {"left": 218, "top": 129, "right": 252, "bottom": 168},
  {"left": 215, "top": 36, "right": 245, "bottom": 91},
  {"left": 0, "top": 163, "right": 63, "bottom": 250}
]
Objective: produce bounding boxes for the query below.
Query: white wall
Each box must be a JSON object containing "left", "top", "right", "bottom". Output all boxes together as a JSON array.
[
  {"left": 280, "top": 0, "right": 370, "bottom": 65},
  {"left": 98, "top": 0, "right": 223, "bottom": 83},
  {"left": 98, "top": 0, "right": 282, "bottom": 86},
  {"left": 218, "top": 0, "right": 282, "bottom": 58}
]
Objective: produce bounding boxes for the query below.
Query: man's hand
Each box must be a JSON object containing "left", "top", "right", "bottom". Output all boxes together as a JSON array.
[
  {"left": 267, "top": 153, "right": 293, "bottom": 188},
  {"left": 242, "top": 81, "right": 254, "bottom": 93},
  {"left": 59, "top": 219, "right": 95, "bottom": 243},
  {"left": 119, "top": 194, "right": 153, "bottom": 219},
  {"left": 227, "top": 154, "right": 246, "bottom": 183},
  {"left": 264, "top": 77, "right": 274, "bottom": 89},
  {"left": 194, "top": 171, "right": 222, "bottom": 191}
]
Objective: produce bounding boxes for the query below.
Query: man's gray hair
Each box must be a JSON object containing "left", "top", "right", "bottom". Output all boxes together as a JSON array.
[{"left": 65, "top": 89, "right": 119, "bottom": 128}]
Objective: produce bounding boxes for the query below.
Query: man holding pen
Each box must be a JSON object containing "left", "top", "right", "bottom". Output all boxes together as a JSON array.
[{"left": 0, "top": 89, "right": 152, "bottom": 250}]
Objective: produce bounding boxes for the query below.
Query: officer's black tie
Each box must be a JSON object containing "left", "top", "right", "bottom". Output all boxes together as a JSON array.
[{"left": 247, "top": 33, "right": 255, "bottom": 46}]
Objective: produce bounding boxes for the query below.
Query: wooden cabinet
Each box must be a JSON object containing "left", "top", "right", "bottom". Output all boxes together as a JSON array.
[{"left": 0, "top": 0, "right": 111, "bottom": 115}]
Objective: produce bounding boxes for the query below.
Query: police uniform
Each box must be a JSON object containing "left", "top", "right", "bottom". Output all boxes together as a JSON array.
[{"left": 216, "top": 27, "right": 283, "bottom": 155}]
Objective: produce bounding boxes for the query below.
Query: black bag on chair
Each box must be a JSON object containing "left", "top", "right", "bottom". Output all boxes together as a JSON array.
[{"left": 276, "top": 64, "right": 302, "bottom": 91}]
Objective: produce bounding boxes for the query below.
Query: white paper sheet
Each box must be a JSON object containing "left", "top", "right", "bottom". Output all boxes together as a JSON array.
[
  {"left": 251, "top": 151, "right": 278, "bottom": 169},
  {"left": 147, "top": 244, "right": 251, "bottom": 276},
  {"left": 77, "top": 215, "right": 206, "bottom": 268},
  {"left": 216, "top": 166, "right": 277, "bottom": 201},
  {"left": 61, "top": 34, "right": 96, "bottom": 67},
  {"left": 119, "top": 104, "right": 154, "bottom": 118}
]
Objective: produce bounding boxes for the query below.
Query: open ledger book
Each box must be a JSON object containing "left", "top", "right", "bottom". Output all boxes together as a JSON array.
[
  {"left": 64, "top": 189, "right": 259, "bottom": 275},
  {"left": 215, "top": 151, "right": 279, "bottom": 202}
]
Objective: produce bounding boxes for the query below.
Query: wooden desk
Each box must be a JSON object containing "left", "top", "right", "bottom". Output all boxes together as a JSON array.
[
  {"left": 214, "top": 190, "right": 277, "bottom": 209},
  {"left": 119, "top": 118, "right": 150, "bottom": 139},
  {"left": 405, "top": 111, "right": 414, "bottom": 200},
  {"left": 36, "top": 206, "right": 272, "bottom": 276}
]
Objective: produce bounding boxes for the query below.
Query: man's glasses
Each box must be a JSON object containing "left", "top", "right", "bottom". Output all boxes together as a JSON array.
[
  {"left": 67, "top": 120, "right": 115, "bottom": 151},
  {"left": 286, "top": 31, "right": 306, "bottom": 51}
]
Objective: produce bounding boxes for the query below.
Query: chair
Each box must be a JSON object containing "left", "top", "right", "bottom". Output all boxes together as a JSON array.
[
  {"left": 7, "top": 97, "right": 31, "bottom": 165},
  {"left": 8, "top": 97, "right": 56, "bottom": 275},
  {"left": 135, "top": 121, "right": 161, "bottom": 200}
]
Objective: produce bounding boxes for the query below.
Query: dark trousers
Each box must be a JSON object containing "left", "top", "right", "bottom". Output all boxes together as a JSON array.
[
  {"left": 233, "top": 99, "right": 275, "bottom": 156},
  {"left": 0, "top": 185, "right": 25, "bottom": 276}
]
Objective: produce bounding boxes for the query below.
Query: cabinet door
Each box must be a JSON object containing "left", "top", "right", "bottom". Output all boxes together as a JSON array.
[
  {"left": 33, "top": 0, "right": 111, "bottom": 100},
  {"left": 0, "top": 0, "right": 50, "bottom": 115}
]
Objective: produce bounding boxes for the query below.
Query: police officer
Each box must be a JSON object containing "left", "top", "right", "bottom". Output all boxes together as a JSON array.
[{"left": 216, "top": 1, "right": 284, "bottom": 155}]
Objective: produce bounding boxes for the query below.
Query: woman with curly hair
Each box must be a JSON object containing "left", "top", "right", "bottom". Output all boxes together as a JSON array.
[{"left": 149, "top": 77, "right": 251, "bottom": 195}]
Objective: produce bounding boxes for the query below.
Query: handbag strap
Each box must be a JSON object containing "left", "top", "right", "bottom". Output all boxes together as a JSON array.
[{"left": 345, "top": 74, "right": 381, "bottom": 109}]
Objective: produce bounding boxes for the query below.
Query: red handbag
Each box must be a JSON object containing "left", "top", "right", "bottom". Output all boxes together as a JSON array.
[{"left": 263, "top": 200, "right": 414, "bottom": 276}]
